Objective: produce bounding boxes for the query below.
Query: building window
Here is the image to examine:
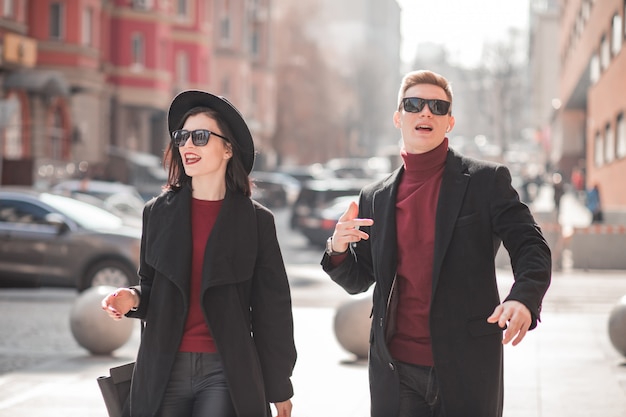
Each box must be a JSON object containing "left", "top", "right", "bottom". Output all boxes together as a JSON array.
[
  {"left": 612, "top": 14, "right": 622, "bottom": 56},
  {"left": 594, "top": 131, "right": 604, "bottom": 167},
  {"left": 131, "top": 33, "right": 145, "bottom": 68},
  {"left": 82, "top": 7, "right": 93, "bottom": 46},
  {"left": 600, "top": 34, "right": 610, "bottom": 71},
  {"left": 617, "top": 113, "right": 626, "bottom": 159},
  {"left": 590, "top": 53, "right": 600, "bottom": 83},
  {"left": 220, "top": 16, "right": 231, "bottom": 42},
  {"left": 605, "top": 122, "right": 615, "bottom": 164},
  {"left": 582, "top": 0, "right": 591, "bottom": 22},
  {"left": 49, "top": 2, "right": 64, "bottom": 40},
  {"left": 4, "top": 95, "right": 22, "bottom": 159},
  {"left": 219, "top": 0, "right": 231, "bottom": 44},
  {"left": 176, "top": 51, "right": 189, "bottom": 85},
  {"left": 250, "top": 28, "right": 259, "bottom": 58},
  {"left": 176, "top": 0, "right": 188, "bottom": 18},
  {"left": 3, "top": 0, "right": 14, "bottom": 17}
]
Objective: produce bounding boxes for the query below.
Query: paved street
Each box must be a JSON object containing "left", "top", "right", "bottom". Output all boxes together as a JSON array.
[{"left": 0, "top": 207, "right": 625, "bottom": 416}]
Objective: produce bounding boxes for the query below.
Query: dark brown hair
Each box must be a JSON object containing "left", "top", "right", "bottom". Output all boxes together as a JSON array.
[{"left": 163, "top": 107, "right": 251, "bottom": 196}]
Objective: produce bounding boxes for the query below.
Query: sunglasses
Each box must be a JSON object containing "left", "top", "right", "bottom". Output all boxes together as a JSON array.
[
  {"left": 171, "top": 129, "right": 230, "bottom": 147},
  {"left": 401, "top": 97, "right": 451, "bottom": 116}
]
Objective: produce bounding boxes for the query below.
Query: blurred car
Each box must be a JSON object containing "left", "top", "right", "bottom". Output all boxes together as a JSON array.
[
  {"left": 290, "top": 178, "right": 370, "bottom": 241},
  {"left": 295, "top": 194, "right": 360, "bottom": 247},
  {"left": 51, "top": 179, "right": 146, "bottom": 220},
  {"left": 324, "top": 157, "right": 391, "bottom": 179},
  {"left": 277, "top": 164, "right": 332, "bottom": 184},
  {"left": 0, "top": 188, "right": 141, "bottom": 291},
  {"left": 251, "top": 171, "right": 301, "bottom": 208}
]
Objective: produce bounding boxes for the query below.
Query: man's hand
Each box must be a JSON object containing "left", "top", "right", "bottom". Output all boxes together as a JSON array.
[
  {"left": 331, "top": 201, "right": 374, "bottom": 253},
  {"left": 273, "top": 399, "right": 292, "bottom": 417},
  {"left": 487, "top": 300, "right": 532, "bottom": 346}
]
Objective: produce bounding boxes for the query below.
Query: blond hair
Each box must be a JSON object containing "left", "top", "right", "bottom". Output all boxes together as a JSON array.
[{"left": 397, "top": 70, "right": 453, "bottom": 112}]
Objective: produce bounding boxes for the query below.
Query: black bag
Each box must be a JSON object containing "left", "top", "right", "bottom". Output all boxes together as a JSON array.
[
  {"left": 97, "top": 361, "right": 135, "bottom": 417},
  {"left": 97, "top": 321, "right": 143, "bottom": 417}
]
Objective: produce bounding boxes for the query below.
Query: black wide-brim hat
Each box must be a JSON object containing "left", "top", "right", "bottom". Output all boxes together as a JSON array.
[{"left": 168, "top": 90, "right": 255, "bottom": 174}]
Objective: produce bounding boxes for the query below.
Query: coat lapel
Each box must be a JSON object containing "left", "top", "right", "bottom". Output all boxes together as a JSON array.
[
  {"left": 372, "top": 168, "right": 401, "bottom": 285},
  {"left": 200, "top": 190, "right": 257, "bottom": 292},
  {"left": 432, "top": 149, "right": 470, "bottom": 290},
  {"left": 144, "top": 185, "right": 193, "bottom": 299},
  {"left": 145, "top": 186, "right": 258, "bottom": 296}
]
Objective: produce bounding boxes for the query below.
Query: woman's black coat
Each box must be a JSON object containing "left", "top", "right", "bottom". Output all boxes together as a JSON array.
[
  {"left": 126, "top": 185, "right": 296, "bottom": 417},
  {"left": 322, "top": 148, "right": 551, "bottom": 417}
]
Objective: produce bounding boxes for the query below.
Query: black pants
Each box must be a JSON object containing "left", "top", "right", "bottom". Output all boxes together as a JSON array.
[
  {"left": 157, "top": 352, "right": 236, "bottom": 417},
  {"left": 397, "top": 361, "right": 443, "bottom": 417}
]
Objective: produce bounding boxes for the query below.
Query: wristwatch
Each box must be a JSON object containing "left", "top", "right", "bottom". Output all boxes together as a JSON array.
[{"left": 325, "top": 236, "right": 348, "bottom": 256}]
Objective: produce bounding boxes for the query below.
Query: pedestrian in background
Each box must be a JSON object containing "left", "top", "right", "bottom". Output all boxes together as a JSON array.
[
  {"left": 586, "top": 183, "right": 603, "bottom": 223},
  {"left": 321, "top": 70, "right": 551, "bottom": 417},
  {"left": 102, "top": 90, "right": 296, "bottom": 417},
  {"left": 552, "top": 172, "right": 565, "bottom": 221}
]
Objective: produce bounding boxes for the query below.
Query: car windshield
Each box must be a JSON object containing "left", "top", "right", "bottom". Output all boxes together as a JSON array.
[{"left": 40, "top": 193, "right": 124, "bottom": 229}]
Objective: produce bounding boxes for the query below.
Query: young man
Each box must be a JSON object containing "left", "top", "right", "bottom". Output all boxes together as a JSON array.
[{"left": 321, "top": 70, "right": 551, "bottom": 417}]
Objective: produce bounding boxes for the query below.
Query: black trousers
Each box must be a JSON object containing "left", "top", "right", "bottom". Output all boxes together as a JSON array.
[
  {"left": 157, "top": 352, "right": 236, "bottom": 417},
  {"left": 397, "top": 361, "right": 443, "bottom": 417}
]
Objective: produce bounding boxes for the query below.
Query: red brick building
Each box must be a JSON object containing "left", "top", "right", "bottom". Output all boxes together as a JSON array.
[
  {"left": 558, "top": 0, "right": 626, "bottom": 220},
  {"left": 0, "top": 0, "right": 274, "bottom": 191}
]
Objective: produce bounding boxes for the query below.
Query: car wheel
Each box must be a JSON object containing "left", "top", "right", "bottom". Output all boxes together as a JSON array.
[{"left": 81, "top": 260, "right": 137, "bottom": 291}]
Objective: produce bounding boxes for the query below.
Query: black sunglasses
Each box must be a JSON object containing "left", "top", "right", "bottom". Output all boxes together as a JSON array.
[
  {"left": 171, "top": 129, "right": 230, "bottom": 147},
  {"left": 401, "top": 97, "right": 451, "bottom": 116}
]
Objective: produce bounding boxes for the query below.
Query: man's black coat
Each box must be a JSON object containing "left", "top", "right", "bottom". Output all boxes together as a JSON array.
[{"left": 322, "top": 148, "right": 551, "bottom": 417}]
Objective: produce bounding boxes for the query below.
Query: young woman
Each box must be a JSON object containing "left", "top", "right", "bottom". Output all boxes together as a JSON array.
[{"left": 102, "top": 90, "right": 297, "bottom": 417}]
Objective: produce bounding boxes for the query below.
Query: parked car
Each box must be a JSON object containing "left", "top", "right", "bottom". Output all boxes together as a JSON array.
[
  {"left": 290, "top": 178, "right": 370, "bottom": 242},
  {"left": 51, "top": 179, "right": 146, "bottom": 220},
  {"left": 278, "top": 164, "right": 332, "bottom": 184},
  {"left": 251, "top": 171, "right": 301, "bottom": 208},
  {"left": 295, "top": 194, "right": 360, "bottom": 247},
  {"left": 0, "top": 188, "right": 141, "bottom": 291}
]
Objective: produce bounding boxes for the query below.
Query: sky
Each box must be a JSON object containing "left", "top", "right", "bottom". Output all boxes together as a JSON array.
[{"left": 397, "top": 0, "right": 530, "bottom": 67}]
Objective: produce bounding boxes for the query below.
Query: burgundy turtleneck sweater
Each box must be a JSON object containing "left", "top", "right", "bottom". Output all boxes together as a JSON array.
[
  {"left": 179, "top": 198, "right": 222, "bottom": 353},
  {"left": 388, "top": 138, "right": 448, "bottom": 367}
]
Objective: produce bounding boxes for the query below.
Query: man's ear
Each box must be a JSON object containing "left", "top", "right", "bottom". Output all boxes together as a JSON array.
[
  {"left": 393, "top": 111, "right": 401, "bottom": 129},
  {"left": 447, "top": 115, "right": 456, "bottom": 133}
]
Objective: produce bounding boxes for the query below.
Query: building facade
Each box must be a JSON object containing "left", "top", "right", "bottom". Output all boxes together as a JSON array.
[
  {"left": 557, "top": 0, "right": 626, "bottom": 219},
  {"left": 0, "top": 0, "right": 274, "bottom": 191}
]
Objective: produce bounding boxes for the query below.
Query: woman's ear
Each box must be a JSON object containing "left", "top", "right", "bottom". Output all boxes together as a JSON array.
[{"left": 224, "top": 143, "right": 233, "bottom": 160}]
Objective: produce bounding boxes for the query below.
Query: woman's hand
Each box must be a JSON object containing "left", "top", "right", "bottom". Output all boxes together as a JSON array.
[
  {"left": 272, "top": 399, "right": 292, "bottom": 417},
  {"left": 101, "top": 288, "right": 139, "bottom": 320}
]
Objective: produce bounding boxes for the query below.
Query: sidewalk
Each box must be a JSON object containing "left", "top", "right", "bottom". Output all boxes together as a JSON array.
[{"left": 0, "top": 267, "right": 625, "bottom": 416}]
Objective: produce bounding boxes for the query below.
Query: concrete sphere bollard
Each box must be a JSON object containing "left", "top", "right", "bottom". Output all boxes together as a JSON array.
[
  {"left": 608, "top": 295, "right": 626, "bottom": 357},
  {"left": 70, "top": 285, "right": 134, "bottom": 355},
  {"left": 333, "top": 297, "right": 372, "bottom": 359}
]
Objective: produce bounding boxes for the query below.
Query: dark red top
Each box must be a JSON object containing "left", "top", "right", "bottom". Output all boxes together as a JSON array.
[
  {"left": 179, "top": 198, "right": 222, "bottom": 353},
  {"left": 388, "top": 138, "right": 448, "bottom": 366}
]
